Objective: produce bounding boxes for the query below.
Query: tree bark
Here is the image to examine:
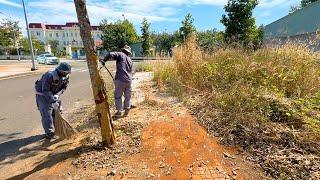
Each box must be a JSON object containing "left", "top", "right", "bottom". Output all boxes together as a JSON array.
[{"left": 74, "top": 0, "right": 115, "bottom": 146}]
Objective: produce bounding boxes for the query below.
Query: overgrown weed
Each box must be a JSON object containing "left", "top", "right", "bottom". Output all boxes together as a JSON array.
[{"left": 154, "top": 36, "right": 320, "bottom": 179}]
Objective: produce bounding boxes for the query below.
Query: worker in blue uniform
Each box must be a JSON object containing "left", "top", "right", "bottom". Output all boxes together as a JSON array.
[{"left": 35, "top": 62, "right": 71, "bottom": 139}]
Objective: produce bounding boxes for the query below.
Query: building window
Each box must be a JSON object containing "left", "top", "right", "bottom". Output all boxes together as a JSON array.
[
  {"left": 63, "top": 41, "right": 66, "bottom": 45},
  {"left": 75, "top": 32, "right": 77, "bottom": 37},
  {"left": 56, "top": 33, "right": 59, "bottom": 37},
  {"left": 49, "top": 33, "right": 52, "bottom": 37},
  {"left": 31, "top": 31, "right": 34, "bottom": 36},
  {"left": 71, "top": 32, "right": 73, "bottom": 37},
  {"left": 63, "top": 33, "right": 65, "bottom": 37},
  {"left": 66, "top": 33, "right": 68, "bottom": 37},
  {"left": 36, "top": 31, "right": 40, "bottom": 36}
]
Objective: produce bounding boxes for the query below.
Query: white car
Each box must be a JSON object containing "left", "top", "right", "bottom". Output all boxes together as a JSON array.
[{"left": 37, "top": 54, "right": 59, "bottom": 65}]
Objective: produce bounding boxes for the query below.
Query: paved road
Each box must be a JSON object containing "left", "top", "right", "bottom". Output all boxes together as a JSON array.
[{"left": 0, "top": 60, "right": 114, "bottom": 144}]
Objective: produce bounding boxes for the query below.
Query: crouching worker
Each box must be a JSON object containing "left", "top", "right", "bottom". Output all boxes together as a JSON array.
[
  {"left": 101, "top": 45, "right": 133, "bottom": 117},
  {"left": 35, "top": 62, "right": 71, "bottom": 139}
]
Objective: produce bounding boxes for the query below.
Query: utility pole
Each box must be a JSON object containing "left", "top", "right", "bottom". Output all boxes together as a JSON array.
[
  {"left": 22, "top": 0, "right": 36, "bottom": 71},
  {"left": 74, "top": 0, "right": 115, "bottom": 146}
]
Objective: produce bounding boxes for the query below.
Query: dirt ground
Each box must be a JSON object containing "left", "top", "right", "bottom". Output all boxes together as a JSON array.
[{"left": 0, "top": 72, "right": 267, "bottom": 179}]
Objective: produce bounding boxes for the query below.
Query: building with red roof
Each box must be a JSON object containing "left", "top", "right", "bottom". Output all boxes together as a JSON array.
[{"left": 29, "top": 22, "right": 103, "bottom": 58}]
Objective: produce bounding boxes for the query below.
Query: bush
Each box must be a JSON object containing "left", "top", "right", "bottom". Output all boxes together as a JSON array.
[{"left": 154, "top": 37, "right": 320, "bottom": 179}]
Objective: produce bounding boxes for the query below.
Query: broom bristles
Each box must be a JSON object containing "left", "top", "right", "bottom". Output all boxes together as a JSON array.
[{"left": 54, "top": 110, "right": 76, "bottom": 139}]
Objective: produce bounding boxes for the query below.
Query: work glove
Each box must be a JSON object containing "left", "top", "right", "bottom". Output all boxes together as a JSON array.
[
  {"left": 53, "top": 95, "right": 59, "bottom": 102},
  {"left": 52, "top": 102, "right": 60, "bottom": 109},
  {"left": 99, "top": 60, "right": 106, "bottom": 67}
]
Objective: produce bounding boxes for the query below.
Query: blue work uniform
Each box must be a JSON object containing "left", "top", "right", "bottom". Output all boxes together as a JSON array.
[
  {"left": 35, "top": 69, "right": 69, "bottom": 136},
  {"left": 104, "top": 52, "right": 133, "bottom": 111}
]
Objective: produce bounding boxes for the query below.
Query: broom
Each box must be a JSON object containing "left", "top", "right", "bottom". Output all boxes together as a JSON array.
[{"left": 54, "top": 106, "right": 76, "bottom": 139}]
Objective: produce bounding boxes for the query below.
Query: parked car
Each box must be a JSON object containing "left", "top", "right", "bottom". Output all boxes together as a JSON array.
[{"left": 37, "top": 54, "right": 59, "bottom": 65}]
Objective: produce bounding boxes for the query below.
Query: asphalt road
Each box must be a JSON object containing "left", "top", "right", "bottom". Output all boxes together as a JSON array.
[{"left": 0, "top": 60, "right": 115, "bottom": 144}]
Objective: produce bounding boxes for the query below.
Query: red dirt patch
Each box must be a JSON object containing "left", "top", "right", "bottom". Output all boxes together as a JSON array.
[{"left": 127, "top": 110, "right": 265, "bottom": 179}]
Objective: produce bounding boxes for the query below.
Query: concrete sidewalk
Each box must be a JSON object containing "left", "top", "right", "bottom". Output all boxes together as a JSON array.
[
  {"left": 0, "top": 64, "right": 53, "bottom": 80},
  {"left": 0, "top": 59, "right": 78, "bottom": 79}
]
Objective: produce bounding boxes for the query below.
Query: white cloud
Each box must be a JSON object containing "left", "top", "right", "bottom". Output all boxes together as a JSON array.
[{"left": 0, "top": 0, "right": 22, "bottom": 8}]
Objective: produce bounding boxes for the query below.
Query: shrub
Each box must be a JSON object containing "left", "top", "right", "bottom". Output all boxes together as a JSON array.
[{"left": 154, "top": 37, "right": 320, "bottom": 179}]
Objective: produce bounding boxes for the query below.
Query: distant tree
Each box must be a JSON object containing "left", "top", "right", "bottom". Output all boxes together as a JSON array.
[
  {"left": 152, "top": 32, "right": 178, "bottom": 56},
  {"left": 100, "top": 19, "right": 138, "bottom": 51},
  {"left": 140, "top": 18, "right": 152, "bottom": 56},
  {"left": 0, "top": 18, "right": 21, "bottom": 54},
  {"left": 48, "top": 40, "right": 59, "bottom": 54},
  {"left": 21, "top": 37, "right": 44, "bottom": 54},
  {"left": 179, "top": 13, "right": 196, "bottom": 43},
  {"left": 301, "top": 0, "right": 319, "bottom": 7},
  {"left": 196, "top": 29, "right": 219, "bottom": 51},
  {"left": 252, "top": 25, "right": 264, "bottom": 50},
  {"left": 221, "top": 0, "right": 259, "bottom": 47}
]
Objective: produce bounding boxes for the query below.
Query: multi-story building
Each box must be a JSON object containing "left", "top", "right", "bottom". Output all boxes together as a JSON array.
[{"left": 29, "top": 22, "right": 103, "bottom": 58}]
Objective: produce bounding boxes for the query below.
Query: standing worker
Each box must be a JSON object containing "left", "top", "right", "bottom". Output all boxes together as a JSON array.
[
  {"left": 35, "top": 62, "right": 71, "bottom": 139},
  {"left": 100, "top": 45, "right": 133, "bottom": 117}
]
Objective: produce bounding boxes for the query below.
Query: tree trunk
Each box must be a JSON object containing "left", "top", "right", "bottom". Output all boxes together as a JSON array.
[{"left": 74, "top": 0, "right": 115, "bottom": 146}]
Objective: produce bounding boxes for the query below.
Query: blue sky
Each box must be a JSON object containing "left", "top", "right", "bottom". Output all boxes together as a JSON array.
[{"left": 0, "top": 0, "right": 300, "bottom": 34}]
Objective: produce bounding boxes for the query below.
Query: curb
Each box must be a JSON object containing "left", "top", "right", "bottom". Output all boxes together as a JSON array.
[{"left": 0, "top": 71, "right": 42, "bottom": 81}]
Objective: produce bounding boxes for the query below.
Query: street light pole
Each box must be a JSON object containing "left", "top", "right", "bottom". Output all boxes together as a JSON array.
[{"left": 22, "top": 0, "right": 36, "bottom": 71}]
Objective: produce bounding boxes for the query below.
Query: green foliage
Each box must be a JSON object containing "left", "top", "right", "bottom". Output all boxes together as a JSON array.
[
  {"left": 178, "top": 13, "right": 196, "bottom": 43},
  {"left": 100, "top": 19, "right": 138, "bottom": 51},
  {"left": 0, "top": 18, "right": 21, "bottom": 54},
  {"left": 221, "top": 0, "right": 262, "bottom": 48},
  {"left": 196, "top": 29, "right": 226, "bottom": 52},
  {"left": 48, "top": 40, "right": 59, "bottom": 55},
  {"left": 301, "top": 0, "right": 319, "bottom": 7},
  {"left": 135, "top": 62, "right": 154, "bottom": 72},
  {"left": 151, "top": 32, "right": 178, "bottom": 55},
  {"left": 20, "top": 37, "right": 44, "bottom": 55},
  {"left": 140, "top": 18, "right": 152, "bottom": 56}
]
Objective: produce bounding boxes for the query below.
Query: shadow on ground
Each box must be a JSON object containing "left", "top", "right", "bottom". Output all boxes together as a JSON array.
[
  {"left": 0, "top": 134, "right": 62, "bottom": 166},
  {"left": 6, "top": 144, "right": 94, "bottom": 180}
]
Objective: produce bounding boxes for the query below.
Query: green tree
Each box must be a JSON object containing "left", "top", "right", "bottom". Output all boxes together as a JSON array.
[
  {"left": 0, "top": 18, "right": 21, "bottom": 54},
  {"left": 152, "top": 31, "right": 178, "bottom": 56},
  {"left": 100, "top": 19, "right": 138, "bottom": 51},
  {"left": 140, "top": 18, "right": 152, "bottom": 56},
  {"left": 48, "top": 40, "right": 59, "bottom": 54},
  {"left": 196, "top": 29, "right": 220, "bottom": 51},
  {"left": 179, "top": 13, "right": 196, "bottom": 43},
  {"left": 301, "top": 0, "right": 319, "bottom": 7},
  {"left": 221, "top": 0, "right": 259, "bottom": 46},
  {"left": 20, "top": 37, "right": 44, "bottom": 55}
]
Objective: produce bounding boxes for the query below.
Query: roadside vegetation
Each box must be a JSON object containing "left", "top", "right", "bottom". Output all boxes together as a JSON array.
[{"left": 153, "top": 36, "right": 320, "bottom": 179}]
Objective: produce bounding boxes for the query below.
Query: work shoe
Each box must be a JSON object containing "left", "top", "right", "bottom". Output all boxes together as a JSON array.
[
  {"left": 45, "top": 133, "right": 57, "bottom": 140},
  {"left": 114, "top": 111, "right": 122, "bottom": 117},
  {"left": 124, "top": 109, "right": 130, "bottom": 116}
]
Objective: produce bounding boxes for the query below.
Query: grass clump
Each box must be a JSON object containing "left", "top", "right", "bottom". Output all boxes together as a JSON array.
[
  {"left": 154, "top": 36, "right": 320, "bottom": 179},
  {"left": 135, "top": 61, "right": 154, "bottom": 72}
]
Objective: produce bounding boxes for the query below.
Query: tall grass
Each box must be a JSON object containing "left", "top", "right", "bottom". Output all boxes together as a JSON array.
[{"left": 154, "top": 37, "right": 320, "bottom": 178}]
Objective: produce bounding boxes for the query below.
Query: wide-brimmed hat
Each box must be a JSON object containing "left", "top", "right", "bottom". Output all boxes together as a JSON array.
[{"left": 121, "top": 45, "right": 132, "bottom": 55}]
